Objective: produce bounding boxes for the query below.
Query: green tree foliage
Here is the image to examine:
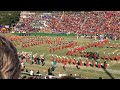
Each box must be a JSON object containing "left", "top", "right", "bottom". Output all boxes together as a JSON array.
[{"left": 0, "top": 11, "right": 20, "bottom": 25}]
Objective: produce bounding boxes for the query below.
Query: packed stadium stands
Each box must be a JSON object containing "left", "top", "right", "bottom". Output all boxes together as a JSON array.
[{"left": 16, "top": 11, "right": 120, "bottom": 37}]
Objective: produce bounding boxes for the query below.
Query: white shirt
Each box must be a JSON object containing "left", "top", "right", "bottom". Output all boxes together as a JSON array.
[
  {"left": 30, "top": 70, "right": 34, "bottom": 76},
  {"left": 21, "top": 62, "right": 24, "bottom": 68},
  {"left": 59, "top": 74, "right": 62, "bottom": 77},
  {"left": 49, "top": 75, "right": 52, "bottom": 79},
  {"left": 51, "top": 61, "right": 53, "bottom": 65}
]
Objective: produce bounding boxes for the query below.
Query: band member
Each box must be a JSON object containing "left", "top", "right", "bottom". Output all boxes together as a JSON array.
[
  {"left": 51, "top": 55, "right": 54, "bottom": 62},
  {"left": 107, "top": 53, "right": 110, "bottom": 61},
  {"left": 65, "top": 57, "right": 68, "bottom": 63},
  {"left": 73, "top": 58, "right": 77, "bottom": 65},
  {"left": 81, "top": 51, "right": 84, "bottom": 57},
  {"left": 58, "top": 45, "right": 61, "bottom": 50},
  {"left": 103, "top": 52, "right": 106, "bottom": 60},
  {"left": 77, "top": 58, "right": 80, "bottom": 65},
  {"left": 98, "top": 61, "right": 101, "bottom": 69},
  {"left": 80, "top": 59, "right": 83, "bottom": 66},
  {"left": 58, "top": 56, "right": 61, "bottom": 63},
  {"left": 86, "top": 60, "right": 89, "bottom": 67},
  {"left": 53, "top": 47, "right": 55, "bottom": 52},
  {"left": 75, "top": 52, "right": 78, "bottom": 57},
  {"left": 63, "top": 61, "right": 67, "bottom": 71},
  {"left": 66, "top": 48, "right": 71, "bottom": 55},
  {"left": 92, "top": 60, "right": 95, "bottom": 68},
  {"left": 112, "top": 53, "right": 115, "bottom": 61},
  {"left": 56, "top": 55, "right": 59, "bottom": 63},
  {"left": 40, "top": 53, "right": 45, "bottom": 66},
  {"left": 68, "top": 57, "right": 72, "bottom": 64},
  {"left": 62, "top": 56, "right": 65, "bottom": 64},
  {"left": 76, "top": 58, "right": 80, "bottom": 70},
  {"left": 117, "top": 54, "right": 120, "bottom": 61}
]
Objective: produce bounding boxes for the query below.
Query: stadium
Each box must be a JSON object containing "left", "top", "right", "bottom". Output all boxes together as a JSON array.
[{"left": 1, "top": 11, "right": 120, "bottom": 79}]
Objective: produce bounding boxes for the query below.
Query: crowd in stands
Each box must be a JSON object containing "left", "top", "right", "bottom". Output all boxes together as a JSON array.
[{"left": 16, "top": 11, "right": 120, "bottom": 37}]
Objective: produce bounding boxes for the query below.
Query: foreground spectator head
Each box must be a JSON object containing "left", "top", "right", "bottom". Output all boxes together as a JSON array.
[
  {"left": 99, "top": 77, "right": 103, "bottom": 79},
  {"left": 0, "top": 36, "right": 20, "bottom": 79}
]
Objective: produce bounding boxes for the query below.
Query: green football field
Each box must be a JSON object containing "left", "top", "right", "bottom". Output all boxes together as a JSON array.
[{"left": 4, "top": 33, "right": 120, "bottom": 79}]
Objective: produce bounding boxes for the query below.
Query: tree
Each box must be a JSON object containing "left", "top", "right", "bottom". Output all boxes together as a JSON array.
[{"left": 0, "top": 11, "right": 20, "bottom": 25}]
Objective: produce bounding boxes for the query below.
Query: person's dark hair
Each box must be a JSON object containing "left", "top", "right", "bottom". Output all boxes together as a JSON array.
[
  {"left": 99, "top": 77, "right": 103, "bottom": 79},
  {"left": 0, "top": 36, "right": 20, "bottom": 79},
  {"left": 26, "top": 69, "right": 28, "bottom": 72}
]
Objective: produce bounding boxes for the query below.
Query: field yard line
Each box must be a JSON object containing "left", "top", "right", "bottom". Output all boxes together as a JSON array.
[
  {"left": 107, "top": 61, "right": 117, "bottom": 68},
  {"left": 112, "top": 50, "right": 118, "bottom": 54}
]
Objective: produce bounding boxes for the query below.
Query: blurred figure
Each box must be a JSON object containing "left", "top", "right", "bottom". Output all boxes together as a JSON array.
[{"left": 0, "top": 35, "right": 20, "bottom": 79}]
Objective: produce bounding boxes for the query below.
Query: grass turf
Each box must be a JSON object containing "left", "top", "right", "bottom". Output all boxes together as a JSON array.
[{"left": 3, "top": 33, "right": 120, "bottom": 79}]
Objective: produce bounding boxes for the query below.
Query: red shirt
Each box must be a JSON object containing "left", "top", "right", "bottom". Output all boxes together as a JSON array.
[
  {"left": 69, "top": 58, "right": 72, "bottom": 64},
  {"left": 94, "top": 54, "right": 96, "bottom": 58},
  {"left": 52, "top": 56, "right": 54, "bottom": 61},
  {"left": 112, "top": 55, "right": 115, "bottom": 60},
  {"left": 56, "top": 57, "right": 58, "bottom": 62},
  {"left": 108, "top": 55, "right": 110, "bottom": 61},
  {"left": 98, "top": 63, "right": 101, "bottom": 68},
  {"left": 74, "top": 59, "right": 77, "bottom": 65},
  {"left": 117, "top": 55, "right": 120, "bottom": 60},
  {"left": 80, "top": 60, "right": 82, "bottom": 66},
  {"left": 86, "top": 61, "right": 89, "bottom": 67},
  {"left": 103, "top": 54, "right": 106, "bottom": 60}
]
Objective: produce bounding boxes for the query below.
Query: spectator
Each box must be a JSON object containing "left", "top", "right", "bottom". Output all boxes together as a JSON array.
[
  {"left": 0, "top": 35, "right": 20, "bottom": 79},
  {"left": 29, "top": 70, "right": 34, "bottom": 76},
  {"left": 99, "top": 77, "right": 103, "bottom": 79}
]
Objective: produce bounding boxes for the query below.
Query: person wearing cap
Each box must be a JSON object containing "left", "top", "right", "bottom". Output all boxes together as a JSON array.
[
  {"left": 117, "top": 53, "right": 120, "bottom": 61},
  {"left": 103, "top": 52, "right": 106, "bottom": 60}
]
